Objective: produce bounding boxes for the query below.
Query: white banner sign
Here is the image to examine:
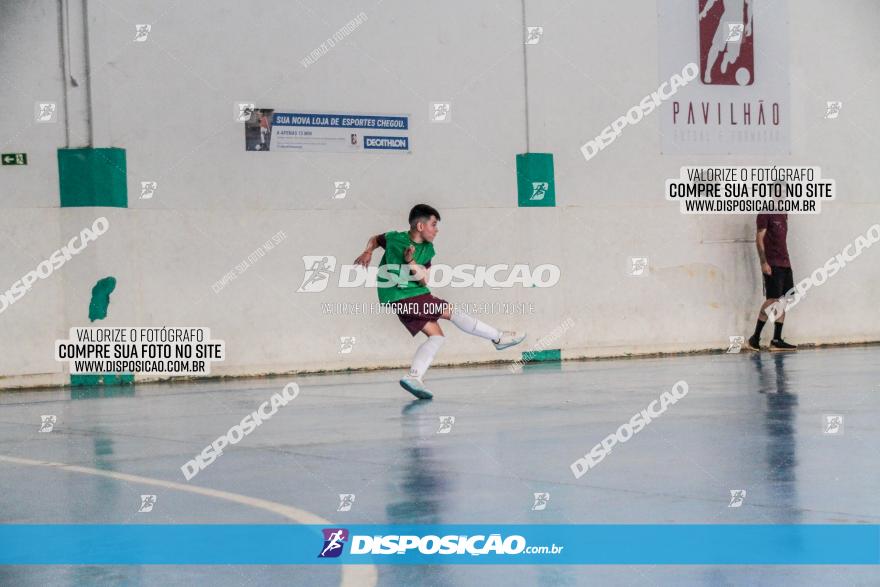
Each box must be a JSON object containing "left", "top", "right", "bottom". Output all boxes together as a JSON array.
[
  {"left": 658, "top": 0, "right": 790, "bottom": 154},
  {"left": 245, "top": 109, "right": 410, "bottom": 153}
]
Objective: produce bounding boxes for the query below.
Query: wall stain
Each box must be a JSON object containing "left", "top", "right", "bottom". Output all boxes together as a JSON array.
[{"left": 89, "top": 276, "right": 116, "bottom": 322}]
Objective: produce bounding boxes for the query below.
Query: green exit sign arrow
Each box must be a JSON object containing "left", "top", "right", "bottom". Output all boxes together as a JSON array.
[{"left": 2, "top": 153, "right": 27, "bottom": 165}]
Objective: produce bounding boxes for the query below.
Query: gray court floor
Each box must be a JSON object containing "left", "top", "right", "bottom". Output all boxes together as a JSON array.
[{"left": 1, "top": 346, "right": 878, "bottom": 586}]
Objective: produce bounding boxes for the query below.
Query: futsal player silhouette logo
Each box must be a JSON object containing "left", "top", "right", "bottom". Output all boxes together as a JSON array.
[
  {"left": 339, "top": 337, "right": 356, "bottom": 354},
  {"left": 525, "top": 27, "right": 543, "bottom": 45},
  {"left": 431, "top": 103, "right": 450, "bottom": 122},
  {"left": 333, "top": 181, "right": 351, "bottom": 199},
  {"left": 823, "top": 415, "right": 843, "bottom": 434},
  {"left": 629, "top": 257, "right": 648, "bottom": 276},
  {"left": 437, "top": 416, "right": 456, "bottom": 434},
  {"left": 134, "top": 24, "right": 151, "bottom": 42},
  {"left": 138, "top": 494, "right": 157, "bottom": 512},
  {"left": 824, "top": 101, "right": 842, "bottom": 119},
  {"left": 140, "top": 181, "right": 158, "bottom": 199},
  {"left": 37, "top": 103, "right": 57, "bottom": 122},
  {"left": 727, "top": 336, "right": 745, "bottom": 353},
  {"left": 531, "top": 492, "right": 550, "bottom": 511},
  {"left": 530, "top": 182, "right": 548, "bottom": 201},
  {"left": 318, "top": 528, "right": 349, "bottom": 558},
  {"left": 337, "top": 494, "right": 355, "bottom": 511},
  {"left": 39, "top": 415, "right": 57, "bottom": 432},
  {"left": 728, "top": 489, "right": 746, "bottom": 507},
  {"left": 698, "top": 0, "right": 753, "bottom": 85},
  {"left": 297, "top": 256, "right": 337, "bottom": 292},
  {"left": 725, "top": 23, "right": 744, "bottom": 43},
  {"left": 237, "top": 103, "right": 255, "bottom": 122}
]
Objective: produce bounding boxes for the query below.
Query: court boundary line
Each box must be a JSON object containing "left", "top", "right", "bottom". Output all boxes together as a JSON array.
[{"left": 0, "top": 454, "right": 377, "bottom": 587}]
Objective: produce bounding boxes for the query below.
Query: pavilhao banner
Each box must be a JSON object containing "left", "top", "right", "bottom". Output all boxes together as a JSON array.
[{"left": 658, "top": 0, "right": 790, "bottom": 154}]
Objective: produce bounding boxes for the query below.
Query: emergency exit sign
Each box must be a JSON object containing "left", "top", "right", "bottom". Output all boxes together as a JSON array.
[{"left": 2, "top": 153, "right": 27, "bottom": 165}]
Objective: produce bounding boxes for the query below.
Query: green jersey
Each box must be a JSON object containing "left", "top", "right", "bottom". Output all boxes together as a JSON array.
[{"left": 377, "top": 231, "right": 435, "bottom": 304}]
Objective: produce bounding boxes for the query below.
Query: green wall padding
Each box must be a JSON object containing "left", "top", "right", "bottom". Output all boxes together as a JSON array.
[
  {"left": 521, "top": 349, "right": 562, "bottom": 363},
  {"left": 89, "top": 277, "right": 116, "bottom": 322},
  {"left": 516, "top": 152, "right": 555, "bottom": 207},
  {"left": 58, "top": 148, "right": 128, "bottom": 208},
  {"left": 72, "top": 276, "right": 131, "bottom": 387},
  {"left": 70, "top": 373, "right": 135, "bottom": 387}
]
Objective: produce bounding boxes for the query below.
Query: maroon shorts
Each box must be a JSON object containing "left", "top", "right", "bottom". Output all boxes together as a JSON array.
[{"left": 389, "top": 293, "right": 451, "bottom": 336}]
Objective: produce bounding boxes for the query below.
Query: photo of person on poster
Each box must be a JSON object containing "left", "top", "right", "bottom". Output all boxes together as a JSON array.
[{"left": 245, "top": 108, "right": 274, "bottom": 151}]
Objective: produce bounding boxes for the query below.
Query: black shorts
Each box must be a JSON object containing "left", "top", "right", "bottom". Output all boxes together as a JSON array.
[{"left": 763, "top": 266, "right": 794, "bottom": 299}]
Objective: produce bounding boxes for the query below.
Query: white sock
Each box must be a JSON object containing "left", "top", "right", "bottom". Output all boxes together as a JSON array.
[
  {"left": 450, "top": 309, "right": 501, "bottom": 342},
  {"left": 409, "top": 335, "right": 445, "bottom": 379}
]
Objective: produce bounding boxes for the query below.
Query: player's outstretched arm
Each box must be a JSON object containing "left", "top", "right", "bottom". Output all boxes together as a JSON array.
[{"left": 354, "top": 233, "right": 384, "bottom": 267}]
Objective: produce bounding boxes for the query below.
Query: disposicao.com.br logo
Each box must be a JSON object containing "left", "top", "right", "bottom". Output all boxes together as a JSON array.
[
  {"left": 297, "top": 256, "right": 560, "bottom": 292},
  {"left": 317, "top": 528, "right": 563, "bottom": 558}
]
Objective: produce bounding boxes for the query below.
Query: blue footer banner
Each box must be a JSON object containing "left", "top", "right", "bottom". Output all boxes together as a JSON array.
[{"left": 0, "top": 525, "right": 877, "bottom": 564}]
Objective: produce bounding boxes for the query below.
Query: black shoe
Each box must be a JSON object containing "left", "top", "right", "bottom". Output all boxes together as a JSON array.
[
  {"left": 745, "top": 335, "right": 761, "bottom": 351},
  {"left": 770, "top": 338, "right": 797, "bottom": 352}
]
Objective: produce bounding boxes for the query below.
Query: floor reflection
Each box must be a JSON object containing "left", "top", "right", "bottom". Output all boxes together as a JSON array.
[
  {"left": 753, "top": 353, "right": 801, "bottom": 524},
  {"left": 382, "top": 400, "right": 455, "bottom": 586}
]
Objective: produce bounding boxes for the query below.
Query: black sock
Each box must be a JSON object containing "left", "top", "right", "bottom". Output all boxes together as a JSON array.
[
  {"left": 774, "top": 322, "right": 783, "bottom": 340},
  {"left": 753, "top": 320, "right": 766, "bottom": 339}
]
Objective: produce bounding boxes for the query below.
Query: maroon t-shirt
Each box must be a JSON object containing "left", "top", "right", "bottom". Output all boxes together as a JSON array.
[{"left": 756, "top": 214, "right": 790, "bottom": 267}]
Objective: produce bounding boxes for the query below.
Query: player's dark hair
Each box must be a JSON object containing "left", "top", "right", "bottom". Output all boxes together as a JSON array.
[{"left": 408, "top": 204, "right": 441, "bottom": 226}]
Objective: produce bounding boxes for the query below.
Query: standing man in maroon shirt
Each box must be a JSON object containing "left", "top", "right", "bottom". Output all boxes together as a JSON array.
[{"left": 747, "top": 213, "right": 797, "bottom": 351}]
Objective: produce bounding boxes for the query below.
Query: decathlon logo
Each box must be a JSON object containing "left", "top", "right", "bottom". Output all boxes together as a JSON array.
[
  {"left": 319, "top": 528, "right": 349, "bottom": 558},
  {"left": 298, "top": 257, "right": 560, "bottom": 291}
]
